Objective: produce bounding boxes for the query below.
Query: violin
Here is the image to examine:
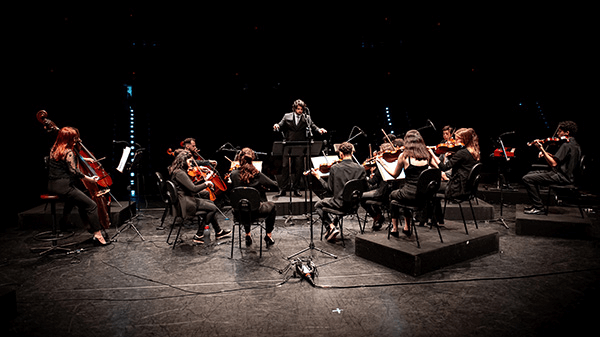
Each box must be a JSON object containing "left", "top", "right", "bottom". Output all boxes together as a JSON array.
[
  {"left": 36, "top": 110, "right": 113, "bottom": 229},
  {"left": 433, "top": 138, "right": 465, "bottom": 155},
  {"left": 527, "top": 136, "right": 569, "bottom": 147},
  {"left": 304, "top": 159, "right": 342, "bottom": 175}
]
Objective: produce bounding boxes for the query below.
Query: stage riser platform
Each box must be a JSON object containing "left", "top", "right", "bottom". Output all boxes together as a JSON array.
[
  {"left": 515, "top": 204, "right": 596, "bottom": 239},
  {"left": 17, "top": 202, "right": 136, "bottom": 229},
  {"left": 355, "top": 227, "right": 499, "bottom": 276},
  {"left": 443, "top": 199, "right": 495, "bottom": 221}
]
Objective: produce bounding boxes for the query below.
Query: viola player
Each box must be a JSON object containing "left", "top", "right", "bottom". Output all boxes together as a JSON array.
[
  {"left": 522, "top": 121, "right": 581, "bottom": 215},
  {"left": 168, "top": 151, "right": 231, "bottom": 244}
]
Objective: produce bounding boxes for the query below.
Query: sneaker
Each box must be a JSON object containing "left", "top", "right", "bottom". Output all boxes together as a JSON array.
[
  {"left": 215, "top": 229, "right": 232, "bottom": 239},
  {"left": 326, "top": 227, "right": 339, "bottom": 242},
  {"left": 192, "top": 234, "right": 204, "bottom": 244}
]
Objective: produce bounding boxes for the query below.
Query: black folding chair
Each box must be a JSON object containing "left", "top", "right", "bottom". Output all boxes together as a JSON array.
[
  {"left": 389, "top": 168, "right": 442, "bottom": 248},
  {"left": 229, "top": 187, "right": 267, "bottom": 258},
  {"left": 442, "top": 163, "right": 482, "bottom": 235},
  {"left": 320, "top": 179, "right": 368, "bottom": 247},
  {"left": 165, "top": 181, "right": 207, "bottom": 249}
]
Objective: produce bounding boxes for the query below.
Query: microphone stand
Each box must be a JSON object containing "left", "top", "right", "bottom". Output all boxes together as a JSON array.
[
  {"left": 489, "top": 133, "right": 512, "bottom": 229},
  {"left": 287, "top": 109, "right": 336, "bottom": 260}
]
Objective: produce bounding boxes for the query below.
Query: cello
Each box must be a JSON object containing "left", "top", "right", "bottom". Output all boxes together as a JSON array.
[{"left": 37, "top": 110, "right": 114, "bottom": 229}]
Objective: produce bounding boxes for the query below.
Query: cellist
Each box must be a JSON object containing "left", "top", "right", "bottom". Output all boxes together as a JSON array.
[{"left": 47, "top": 127, "right": 110, "bottom": 246}]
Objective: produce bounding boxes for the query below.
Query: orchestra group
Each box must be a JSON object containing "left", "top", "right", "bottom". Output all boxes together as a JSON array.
[{"left": 43, "top": 101, "right": 582, "bottom": 248}]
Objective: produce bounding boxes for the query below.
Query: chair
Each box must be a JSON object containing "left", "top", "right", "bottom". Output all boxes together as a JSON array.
[
  {"left": 546, "top": 154, "right": 586, "bottom": 218},
  {"left": 229, "top": 187, "right": 266, "bottom": 258},
  {"left": 31, "top": 194, "right": 75, "bottom": 256},
  {"left": 165, "top": 181, "right": 207, "bottom": 249},
  {"left": 320, "top": 179, "right": 368, "bottom": 247},
  {"left": 389, "top": 168, "right": 442, "bottom": 248},
  {"left": 442, "top": 163, "right": 483, "bottom": 235},
  {"left": 155, "top": 172, "right": 170, "bottom": 230}
]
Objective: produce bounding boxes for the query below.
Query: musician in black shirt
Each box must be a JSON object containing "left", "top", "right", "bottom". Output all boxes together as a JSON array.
[{"left": 522, "top": 121, "right": 582, "bottom": 215}]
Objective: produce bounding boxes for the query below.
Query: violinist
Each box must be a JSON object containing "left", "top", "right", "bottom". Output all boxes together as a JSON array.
[
  {"left": 360, "top": 142, "right": 396, "bottom": 230},
  {"left": 309, "top": 142, "right": 366, "bottom": 242},
  {"left": 439, "top": 125, "right": 455, "bottom": 180},
  {"left": 522, "top": 121, "right": 581, "bottom": 215},
  {"left": 169, "top": 151, "right": 231, "bottom": 244},
  {"left": 47, "top": 127, "right": 110, "bottom": 246},
  {"left": 438, "top": 128, "right": 481, "bottom": 199},
  {"left": 273, "top": 99, "right": 327, "bottom": 197},
  {"left": 379, "top": 130, "right": 439, "bottom": 238},
  {"left": 229, "top": 148, "right": 279, "bottom": 246}
]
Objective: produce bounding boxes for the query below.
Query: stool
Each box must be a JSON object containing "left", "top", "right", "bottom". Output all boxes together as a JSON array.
[{"left": 31, "top": 194, "right": 75, "bottom": 256}]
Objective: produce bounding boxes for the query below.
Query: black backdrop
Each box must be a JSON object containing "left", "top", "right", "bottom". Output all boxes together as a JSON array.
[{"left": 14, "top": 5, "right": 595, "bottom": 217}]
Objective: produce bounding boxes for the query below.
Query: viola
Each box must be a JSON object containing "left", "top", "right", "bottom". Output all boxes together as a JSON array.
[
  {"left": 36, "top": 110, "right": 112, "bottom": 229},
  {"left": 527, "top": 136, "right": 569, "bottom": 147},
  {"left": 167, "top": 147, "right": 227, "bottom": 201}
]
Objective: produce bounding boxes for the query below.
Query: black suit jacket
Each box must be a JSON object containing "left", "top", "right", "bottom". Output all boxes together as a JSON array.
[{"left": 276, "top": 112, "right": 321, "bottom": 141}]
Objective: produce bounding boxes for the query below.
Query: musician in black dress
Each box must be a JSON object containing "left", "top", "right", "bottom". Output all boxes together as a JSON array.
[
  {"left": 273, "top": 99, "right": 327, "bottom": 197},
  {"left": 438, "top": 128, "right": 481, "bottom": 199},
  {"left": 169, "top": 151, "right": 231, "bottom": 244},
  {"left": 47, "top": 126, "right": 109, "bottom": 246},
  {"left": 229, "top": 148, "right": 279, "bottom": 246}
]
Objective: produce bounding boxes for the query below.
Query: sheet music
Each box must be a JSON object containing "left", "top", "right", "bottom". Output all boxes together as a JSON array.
[
  {"left": 376, "top": 160, "right": 405, "bottom": 181},
  {"left": 117, "top": 146, "right": 132, "bottom": 173}
]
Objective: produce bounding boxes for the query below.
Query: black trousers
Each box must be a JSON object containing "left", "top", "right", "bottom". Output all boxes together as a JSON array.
[
  {"left": 522, "top": 170, "right": 570, "bottom": 209},
  {"left": 243, "top": 201, "right": 276, "bottom": 234},
  {"left": 48, "top": 178, "right": 101, "bottom": 233}
]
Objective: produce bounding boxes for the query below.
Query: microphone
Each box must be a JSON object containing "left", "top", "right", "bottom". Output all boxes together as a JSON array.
[
  {"left": 500, "top": 131, "right": 516, "bottom": 137},
  {"left": 427, "top": 119, "right": 436, "bottom": 131},
  {"left": 356, "top": 126, "right": 367, "bottom": 137},
  {"left": 113, "top": 140, "right": 129, "bottom": 145}
]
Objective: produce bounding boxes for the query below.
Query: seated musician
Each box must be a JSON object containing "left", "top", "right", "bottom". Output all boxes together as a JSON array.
[
  {"left": 360, "top": 142, "right": 397, "bottom": 231},
  {"left": 47, "top": 127, "right": 110, "bottom": 246},
  {"left": 379, "top": 130, "right": 439, "bottom": 238},
  {"left": 522, "top": 121, "right": 581, "bottom": 215},
  {"left": 438, "top": 128, "right": 481, "bottom": 199},
  {"left": 309, "top": 142, "right": 366, "bottom": 242},
  {"left": 168, "top": 151, "right": 231, "bottom": 244},
  {"left": 228, "top": 148, "right": 279, "bottom": 246},
  {"left": 176, "top": 137, "right": 218, "bottom": 169},
  {"left": 439, "top": 125, "right": 455, "bottom": 181}
]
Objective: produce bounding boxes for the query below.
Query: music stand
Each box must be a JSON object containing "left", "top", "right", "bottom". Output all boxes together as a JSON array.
[
  {"left": 111, "top": 147, "right": 146, "bottom": 242},
  {"left": 489, "top": 134, "right": 513, "bottom": 229},
  {"left": 272, "top": 141, "right": 322, "bottom": 223}
]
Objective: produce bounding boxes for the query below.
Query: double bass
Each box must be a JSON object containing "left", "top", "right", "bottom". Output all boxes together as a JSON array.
[{"left": 37, "top": 110, "right": 114, "bottom": 229}]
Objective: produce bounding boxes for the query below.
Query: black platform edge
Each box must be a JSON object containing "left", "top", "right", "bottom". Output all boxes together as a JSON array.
[
  {"left": 355, "top": 227, "right": 499, "bottom": 277},
  {"left": 443, "top": 199, "right": 495, "bottom": 221},
  {"left": 17, "top": 202, "right": 136, "bottom": 229},
  {"left": 515, "top": 204, "right": 596, "bottom": 239}
]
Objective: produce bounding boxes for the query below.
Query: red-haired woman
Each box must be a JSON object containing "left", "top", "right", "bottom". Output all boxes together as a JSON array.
[
  {"left": 229, "top": 148, "right": 279, "bottom": 246},
  {"left": 438, "top": 128, "right": 481, "bottom": 199},
  {"left": 47, "top": 127, "right": 110, "bottom": 246}
]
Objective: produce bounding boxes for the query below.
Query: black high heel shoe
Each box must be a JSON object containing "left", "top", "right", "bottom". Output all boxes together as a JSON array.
[
  {"left": 402, "top": 228, "right": 412, "bottom": 238},
  {"left": 93, "top": 236, "right": 111, "bottom": 246},
  {"left": 264, "top": 235, "right": 275, "bottom": 247}
]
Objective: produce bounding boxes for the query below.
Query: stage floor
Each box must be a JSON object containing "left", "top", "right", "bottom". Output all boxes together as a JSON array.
[{"left": 2, "top": 203, "right": 600, "bottom": 336}]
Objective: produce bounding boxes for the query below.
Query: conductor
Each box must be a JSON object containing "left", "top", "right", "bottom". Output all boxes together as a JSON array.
[{"left": 273, "top": 99, "right": 327, "bottom": 197}]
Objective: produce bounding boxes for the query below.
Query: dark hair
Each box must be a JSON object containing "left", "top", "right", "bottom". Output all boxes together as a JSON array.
[
  {"left": 292, "top": 99, "right": 305, "bottom": 110},
  {"left": 338, "top": 142, "right": 354, "bottom": 156},
  {"left": 180, "top": 137, "right": 195, "bottom": 147},
  {"left": 238, "top": 147, "right": 259, "bottom": 184},
  {"left": 558, "top": 121, "right": 578, "bottom": 136},
  {"left": 168, "top": 150, "right": 192, "bottom": 175},
  {"left": 403, "top": 130, "right": 430, "bottom": 161}
]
